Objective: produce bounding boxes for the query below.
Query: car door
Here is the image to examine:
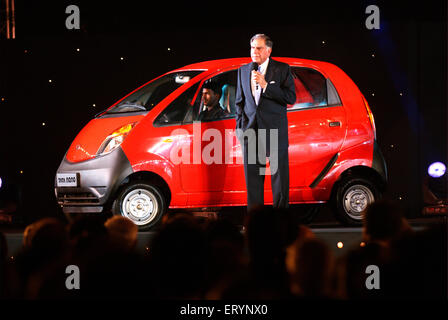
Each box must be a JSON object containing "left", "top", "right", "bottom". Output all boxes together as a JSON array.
[
  {"left": 178, "top": 69, "right": 247, "bottom": 206},
  {"left": 287, "top": 67, "right": 347, "bottom": 194}
]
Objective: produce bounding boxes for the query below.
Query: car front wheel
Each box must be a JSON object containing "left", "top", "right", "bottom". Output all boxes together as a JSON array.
[{"left": 112, "top": 182, "right": 166, "bottom": 230}]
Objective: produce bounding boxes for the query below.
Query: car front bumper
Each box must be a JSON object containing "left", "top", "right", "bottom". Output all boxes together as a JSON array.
[{"left": 54, "top": 147, "right": 133, "bottom": 214}]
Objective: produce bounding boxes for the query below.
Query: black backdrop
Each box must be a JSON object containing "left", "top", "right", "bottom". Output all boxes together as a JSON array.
[{"left": 0, "top": 0, "right": 446, "bottom": 222}]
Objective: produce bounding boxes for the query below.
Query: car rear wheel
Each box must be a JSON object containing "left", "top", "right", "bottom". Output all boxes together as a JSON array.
[
  {"left": 112, "top": 182, "right": 166, "bottom": 230},
  {"left": 333, "top": 177, "right": 379, "bottom": 225}
]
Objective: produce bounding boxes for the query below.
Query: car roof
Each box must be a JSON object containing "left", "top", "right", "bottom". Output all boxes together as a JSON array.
[{"left": 172, "top": 57, "right": 336, "bottom": 73}]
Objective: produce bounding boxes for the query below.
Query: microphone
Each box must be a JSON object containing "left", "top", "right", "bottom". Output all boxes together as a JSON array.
[{"left": 252, "top": 62, "right": 259, "bottom": 90}]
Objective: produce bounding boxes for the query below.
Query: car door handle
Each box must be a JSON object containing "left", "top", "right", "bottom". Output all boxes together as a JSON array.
[{"left": 329, "top": 121, "right": 341, "bottom": 127}]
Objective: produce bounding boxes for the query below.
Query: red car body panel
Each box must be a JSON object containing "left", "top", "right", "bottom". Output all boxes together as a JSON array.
[{"left": 67, "top": 115, "right": 145, "bottom": 163}]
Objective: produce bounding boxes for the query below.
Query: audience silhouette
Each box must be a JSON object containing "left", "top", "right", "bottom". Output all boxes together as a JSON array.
[{"left": 0, "top": 202, "right": 445, "bottom": 300}]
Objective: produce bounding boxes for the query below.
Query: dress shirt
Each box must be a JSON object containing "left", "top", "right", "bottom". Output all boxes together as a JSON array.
[{"left": 251, "top": 58, "right": 269, "bottom": 99}]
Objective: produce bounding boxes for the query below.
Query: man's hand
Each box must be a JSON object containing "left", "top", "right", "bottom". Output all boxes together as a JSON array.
[{"left": 252, "top": 71, "right": 268, "bottom": 90}]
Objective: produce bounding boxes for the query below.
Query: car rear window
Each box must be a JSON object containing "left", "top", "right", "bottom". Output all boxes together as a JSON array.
[{"left": 288, "top": 67, "right": 341, "bottom": 110}]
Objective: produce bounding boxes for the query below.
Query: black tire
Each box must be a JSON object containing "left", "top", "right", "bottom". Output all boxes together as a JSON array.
[
  {"left": 333, "top": 176, "right": 380, "bottom": 225},
  {"left": 112, "top": 182, "right": 166, "bottom": 231}
]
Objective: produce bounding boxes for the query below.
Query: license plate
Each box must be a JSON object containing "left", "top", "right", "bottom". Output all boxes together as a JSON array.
[{"left": 57, "top": 173, "right": 78, "bottom": 187}]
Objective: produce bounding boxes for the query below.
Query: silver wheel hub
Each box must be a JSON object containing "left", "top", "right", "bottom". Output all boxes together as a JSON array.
[
  {"left": 121, "top": 188, "right": 158, "bottom": 226},
  {"left": 343, "top": 185, "right": 375, "bottom": 220}
]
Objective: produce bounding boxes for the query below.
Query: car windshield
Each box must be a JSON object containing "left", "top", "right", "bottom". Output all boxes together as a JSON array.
[{"left": 105, "top": 71, "right": 203, "bottom": 114}]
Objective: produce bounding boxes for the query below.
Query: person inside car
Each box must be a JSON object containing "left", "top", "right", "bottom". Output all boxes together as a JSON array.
[{"left": 198, "top": 80, "right": 229, "bottom": 121}]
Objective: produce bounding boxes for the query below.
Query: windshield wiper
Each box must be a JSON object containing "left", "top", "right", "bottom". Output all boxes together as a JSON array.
[{"left": 108, "top": 102, "right": 147, "bottom": 113}]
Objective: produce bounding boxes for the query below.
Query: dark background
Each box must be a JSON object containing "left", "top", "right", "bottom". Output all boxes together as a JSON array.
[{"left": 0, "top": 0, "right": 446, "bottom": 223}]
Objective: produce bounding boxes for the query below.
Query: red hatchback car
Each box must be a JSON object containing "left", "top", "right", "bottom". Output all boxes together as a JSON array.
[{"left": 55, "top": 58, "right": 387, "bottom": 229}]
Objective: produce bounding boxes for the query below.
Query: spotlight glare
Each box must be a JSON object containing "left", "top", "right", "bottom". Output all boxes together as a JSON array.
[
  {"left": 337, "top": 241, "right": 343, "bottom": 249},
  {"left": 0, "top": 177, "right": 2, "bottom": 189},
  {"left": 428, "top": 162, "right": 446, "bottom": 178}
]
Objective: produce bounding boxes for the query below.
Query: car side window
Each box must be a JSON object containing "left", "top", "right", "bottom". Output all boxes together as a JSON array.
[
  {"left": 288, "top": 67, "right": 342, "bottom": 111},
  {"left": 153, "top": 83, "right": 200, "bottom": 126},
  {"left": 192, "top": 70, "right": 237, "bottom": 122}
]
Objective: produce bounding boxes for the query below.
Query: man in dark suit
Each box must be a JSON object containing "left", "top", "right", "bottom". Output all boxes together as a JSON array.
[{"left": 235, "top": 34, "right": 296, "bottom": 210}]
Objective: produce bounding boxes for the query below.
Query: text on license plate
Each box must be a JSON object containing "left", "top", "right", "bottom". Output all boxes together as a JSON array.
[{"left": 57, "top": 173, "right": 78, "bottom": 187}]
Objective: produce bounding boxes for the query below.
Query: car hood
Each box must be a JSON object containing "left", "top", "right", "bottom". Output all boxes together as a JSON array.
[{"left": 66, "top": 115, "right": 145, "bottom": 163}]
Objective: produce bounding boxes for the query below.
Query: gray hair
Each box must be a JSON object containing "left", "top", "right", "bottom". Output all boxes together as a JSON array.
[{"left": 250, "top": 34, "right": 273, "bottom": 48}]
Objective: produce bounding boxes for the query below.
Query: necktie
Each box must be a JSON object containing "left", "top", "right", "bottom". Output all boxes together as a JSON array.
[{"left": 255, "top": 66, "right": 262, "bottom": 105}]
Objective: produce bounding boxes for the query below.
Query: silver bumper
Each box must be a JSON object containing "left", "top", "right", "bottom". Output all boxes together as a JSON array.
[{"left": 55, "top": 147, "right": 133, "bottom": 214}]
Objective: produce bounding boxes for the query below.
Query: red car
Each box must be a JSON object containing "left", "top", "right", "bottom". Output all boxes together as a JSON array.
[{"left": 55, "top": 57, "right": 387, "bottom": 229}]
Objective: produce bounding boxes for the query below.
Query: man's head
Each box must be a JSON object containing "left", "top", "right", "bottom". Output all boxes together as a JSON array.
[
  {"left": 105, "top": 215, "right": 138, "bottom": 252},
  {"left": 202, "top": 81, "right": 221, "bottom": 109},
  {"left": 250, "top": 34, "right": 273, "bottom": 65},
  {"left": 363, "top": 200, "right": 411, "bottom": 243}
]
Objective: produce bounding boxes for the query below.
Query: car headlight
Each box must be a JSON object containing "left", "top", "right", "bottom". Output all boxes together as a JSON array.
[{"left": 97, "top": 122, "right": 136, "bottom": 156}]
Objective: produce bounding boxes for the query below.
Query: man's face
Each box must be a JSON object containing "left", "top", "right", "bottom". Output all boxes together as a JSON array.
[
  {"left": 251, "top": 38, "right": 272, "bottom": 65},
  {"left": 202, "top": 88, "right": 219, "bottom": 108}
]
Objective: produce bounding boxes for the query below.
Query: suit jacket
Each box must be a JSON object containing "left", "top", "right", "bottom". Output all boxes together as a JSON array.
[{"left": 235, "top": 59, "right": 296, "bottom": 149}]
